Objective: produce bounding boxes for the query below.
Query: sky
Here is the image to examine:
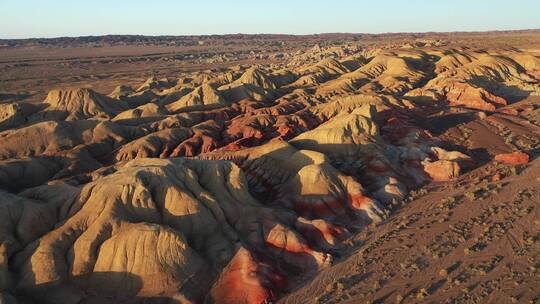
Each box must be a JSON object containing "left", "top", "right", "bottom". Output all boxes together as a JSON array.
[{"left": 0, "top": 0, "right": 539, "bottom": 39}]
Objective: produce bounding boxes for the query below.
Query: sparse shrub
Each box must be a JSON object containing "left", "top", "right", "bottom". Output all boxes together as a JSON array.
[
  {"left": 416, "top": 288, "right": 429, "bottom": 299},
  {"left": 464, "top": 191, "right": 476, "bottom": 201}
]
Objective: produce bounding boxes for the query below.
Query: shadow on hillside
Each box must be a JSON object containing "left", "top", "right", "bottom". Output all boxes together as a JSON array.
[
  {"left": 417, "top": 109, "right": 479, "bottom": 136},
  {"left": 469, "top": 75, "right": 531, "bottom": 103},
  {"left": 0, "top": 93, "right": 34, "bottom": 103}
]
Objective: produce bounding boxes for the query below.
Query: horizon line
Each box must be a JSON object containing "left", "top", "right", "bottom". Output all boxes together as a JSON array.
[{"left": 2, "top": 28, "right": 540, "bottom": 41}]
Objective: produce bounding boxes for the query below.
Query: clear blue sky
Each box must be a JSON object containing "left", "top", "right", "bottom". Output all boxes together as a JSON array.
[{"left": 0, "top": 0, "right": 538, "bottom": 38}]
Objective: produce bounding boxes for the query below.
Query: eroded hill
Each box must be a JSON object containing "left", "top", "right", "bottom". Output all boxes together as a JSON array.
[{"left": 0, "top": 34, "right": 539, "bottom": 304}]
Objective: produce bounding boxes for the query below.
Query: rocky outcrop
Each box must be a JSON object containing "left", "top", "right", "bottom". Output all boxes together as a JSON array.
[
  {"left": 35, "top": 88, "right": 129, "bottom": 121},
  {"left": 166, "top": 84, "right": 226, "bottom": 112},
  {"left": 445, "top": 82, "right": 507, "bottom": 111},
  {"left": 235, "top": 67, "right": 279, "bottom": 89},
  {"left": 7, "top": 158, "right": 343, "bottom": 303},
  {"left": 494, "top": 151, "right": 529, "bottom": 165},
  {"left": 0, "top": 102, "right": 26, "bottom": 131},
  {"left": 423, "top": 159, "right": 461, "bottom": 181}
]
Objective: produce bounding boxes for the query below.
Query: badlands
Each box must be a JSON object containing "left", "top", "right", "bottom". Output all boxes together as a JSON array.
[{"left": 0, "top": 31, "right": 540, "bottom": 303}]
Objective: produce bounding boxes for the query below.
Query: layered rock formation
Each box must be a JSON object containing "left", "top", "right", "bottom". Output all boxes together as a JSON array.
[{"left": 0, "top": 43, "right": 539, "bottom": 303}]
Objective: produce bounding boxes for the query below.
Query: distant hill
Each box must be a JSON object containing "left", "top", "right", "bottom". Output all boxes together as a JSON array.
[{"left": 1, "top": 29, "right": 539, "bottom": 48}]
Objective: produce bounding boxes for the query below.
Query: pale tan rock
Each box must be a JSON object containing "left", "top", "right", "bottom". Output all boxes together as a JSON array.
[
  {"left": 423, "top": 160, "right": 461, "bottom": 181},
  {"left": 0, "top": 103, "right": 25, "bottom": 131},
  {"left": 166, "top": 84, "right": 225, "bottom": 112},
  {"left": 37, "top": 88, "right": 129, "bottom": 121}
]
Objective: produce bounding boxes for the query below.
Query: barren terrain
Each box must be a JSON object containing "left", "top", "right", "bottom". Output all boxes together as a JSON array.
[{"left": 0, "top": 31, "right": 539, "bottom": 304}]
